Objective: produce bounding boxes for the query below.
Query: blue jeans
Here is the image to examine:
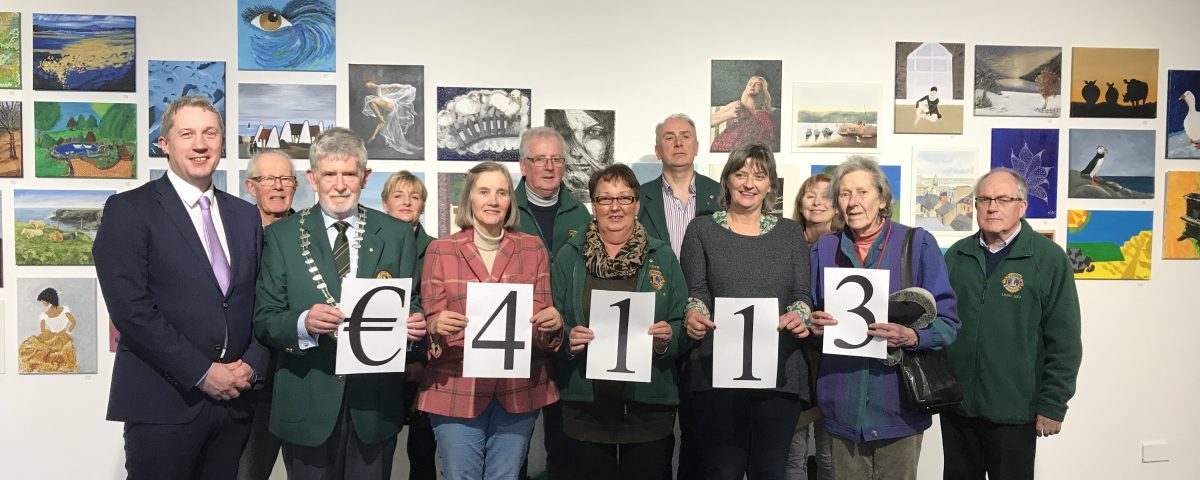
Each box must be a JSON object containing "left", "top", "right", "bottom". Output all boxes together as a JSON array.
[{"left": 429, "top": 400, "right": 540, "bottom": 480}]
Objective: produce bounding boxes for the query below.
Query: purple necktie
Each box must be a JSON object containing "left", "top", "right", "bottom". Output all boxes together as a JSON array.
[{"left": 198, "top": 196, "right": 231, "bottom": 294}]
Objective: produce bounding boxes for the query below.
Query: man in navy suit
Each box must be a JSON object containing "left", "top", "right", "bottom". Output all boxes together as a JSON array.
[{"left": 94, "top": 96, "right": 268, "bottom": 480}]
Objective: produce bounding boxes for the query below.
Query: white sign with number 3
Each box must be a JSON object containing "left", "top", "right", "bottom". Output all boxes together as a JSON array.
[
  {"left": 585, "top": 290, "right": 655, "bottom": 383},
  {"left": 823, "top": 267, "right": 889, "bottom": 359},
  {"left": 462, "top": 283, "right": 534, "bottom": 379},
  {"left": 712, "top": 297, "right": 779, "bottom": 389}
]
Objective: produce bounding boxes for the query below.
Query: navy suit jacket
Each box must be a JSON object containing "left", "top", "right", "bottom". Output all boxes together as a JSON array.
[{"left": 95, "top": 175, "right": 268, "bottom": 424}]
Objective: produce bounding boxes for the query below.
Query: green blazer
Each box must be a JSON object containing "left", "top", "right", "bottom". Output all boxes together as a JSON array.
[
  {"left": 254, "top": 206, "right": 420, "bottom": 447},
  {"left": 514, "top": 178, "right": 592, "bottom": 259},
  {"left": 415, "top": 221, "right": 435, "bottom": 266},
  {"left": 637, "top": 173, "right": 721, "bottom": 244}
]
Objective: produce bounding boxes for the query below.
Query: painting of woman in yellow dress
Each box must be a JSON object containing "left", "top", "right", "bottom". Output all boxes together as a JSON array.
[{"left": 18, "top": 287, "right": 79, "bottom": 373}]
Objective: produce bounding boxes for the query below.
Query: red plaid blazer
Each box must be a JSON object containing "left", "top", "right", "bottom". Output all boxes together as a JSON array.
[{"left": 416, "top": 228, "right": 562, "bottom": 418}]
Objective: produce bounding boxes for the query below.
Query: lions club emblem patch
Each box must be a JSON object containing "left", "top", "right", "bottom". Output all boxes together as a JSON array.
[
  {"left": 1001, "top": 272, "right": 1024, "bottom": 294},
  {"left": 376, "top": 270, "right": 392, "bottom": 279},
  {"left": 648, "top": 268, "right": 665, "bottom": 291}
]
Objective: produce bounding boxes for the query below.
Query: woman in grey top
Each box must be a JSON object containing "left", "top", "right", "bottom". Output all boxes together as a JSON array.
[{"left": 679, "top": 142, "right": 815, "bottom": 480}]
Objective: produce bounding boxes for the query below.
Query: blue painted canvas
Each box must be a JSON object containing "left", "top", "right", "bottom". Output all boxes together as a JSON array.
[
  {"left": 148, "top": 61, "right": 226, "bottom": 157},
  {"left": 436, "top": 87, "right": 531, "bottom": 161},
  {"left": 811, "top": 162, "right": 902, "bottom": 221},
  {"left": 1166, "top": 70, "right": 1200, "bottom": 159},
  {"left": 1067, "top": 129, "right": 1154, "bottom": 199},
  {"left": 237, "top": 0, "right": 335, "bottom": 72},
  {"left": 990, "top": 128, "right": 1058, "bottom": 218},
  {"left": 32, "top": 14, "right": 136, "bottom": 92}
]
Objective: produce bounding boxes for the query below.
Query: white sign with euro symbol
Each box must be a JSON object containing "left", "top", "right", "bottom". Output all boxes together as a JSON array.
[
  {"left": 585, "top": 290, "right": 655, "bottom": 383},
  {"left": 463, "top": 282, "right": 534, "bottom": 379},
  {"left": 823, "top": 267, "right": 889, "bottom": 359},
  {"left": 336, "top": 278, "right": 413, "bottom": 374},
  {"left": 712, "top": 297, "right": 780, "bottom": 389}
]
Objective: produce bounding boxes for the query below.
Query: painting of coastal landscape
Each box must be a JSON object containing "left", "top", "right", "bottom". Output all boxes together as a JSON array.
[
  {"left": 792, "top": 82, "right": 880, "bottom": 151},
  {"left": 974, "top": 45, "right": 1062, "bottom": 117},
  {"left": 32, "top": 14, "right": 136, "bottom": 92},
  {"left": 34, "top": 101, "right": 137, "bottom": 178},
  {"left": 14, "top": 189, "right": 114, "bottom": 266},
  {"left": 1068, "top": 129, "right": 1155, "bottom": 199}
]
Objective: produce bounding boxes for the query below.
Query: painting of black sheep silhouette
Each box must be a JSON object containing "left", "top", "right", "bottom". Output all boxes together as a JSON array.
[
  {"left": 1105, "top": 83, "right": 1119, "bottom": 105},
  {"left": 1081, "top": 81, "right": 1100, "bottom": 104},
  {"left": 1123, "top": 79, "right": 1149, "bottom": 106}
]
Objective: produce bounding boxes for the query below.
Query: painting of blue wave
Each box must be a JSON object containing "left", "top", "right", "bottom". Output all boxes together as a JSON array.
[
  {"left": 32, "top": 14, "right": 136, "bottom": 92},
  {"left": 237, "top": 0, "right": 335, "bottom": 72},
  {"left": 148, "top": 61, "right": 226, "bottom": 157}
]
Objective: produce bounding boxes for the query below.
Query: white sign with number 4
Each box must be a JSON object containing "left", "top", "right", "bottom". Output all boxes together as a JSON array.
[{"left": 462, "top": 282, "right": 534, "bottom": 379}]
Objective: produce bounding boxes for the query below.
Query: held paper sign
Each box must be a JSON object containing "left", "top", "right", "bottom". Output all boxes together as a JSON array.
[
  {"left": 585, "top": 290, "right": 655, "bottom": 383},
  {"left": 823, "top": 267, "right": 889, "bottom": 359},
  {"left": 336, "top": 278, "right": 413, "bottom": 374},
  {"left": 463, "top": 282, "right": 534, "bottom": 379},
  {"left": 712, "top": 297, "right": 779, "bottom": 389}
]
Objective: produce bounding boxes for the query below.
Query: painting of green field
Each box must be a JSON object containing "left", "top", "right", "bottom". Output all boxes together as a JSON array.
[
  {"left": 34, "top": 101, "right": 136, "bottom": 178},
  {"left": 14, "top": 189, "right": 114, "bottom": 266},
  {"left": 0, "top": 13, "right": 19, "bottom": 88}
]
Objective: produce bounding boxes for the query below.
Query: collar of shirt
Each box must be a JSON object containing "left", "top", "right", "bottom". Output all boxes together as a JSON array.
[
  {"left": 661, "top": 174, "right": 697, "bottom": 199},
  {"left": 321, "top": 206, "right": 361, "bottom": 277},
  {"left": 979, "top": 224, "right": 1022, "bottom": 253},
  {"left": 165, "top": 168, "right": 215, "bottom": 208},
  {"left": 165, "top": 168, "right": 230, "bottom": 264}
]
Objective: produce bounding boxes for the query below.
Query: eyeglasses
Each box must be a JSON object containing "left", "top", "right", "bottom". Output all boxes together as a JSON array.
[
  {"left": 525, "top": 156, "right": 565, "bottom": 167},
  {"left": 974, "top": 196, "right": 1023, "bottom": 207},
  {"left": 593, "top": 195, "right": 636, "bottom": 206},
  {"left": 251, "top": 175, "right": 298, "bottom": 187}
]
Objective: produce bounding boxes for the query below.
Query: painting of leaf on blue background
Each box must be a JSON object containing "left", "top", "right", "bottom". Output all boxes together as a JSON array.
[
  {"left": 32, "top": 14, "right": 136, "bottom": 92},
  {"left": 991, "top": 128, "right": 1058, "bottom": 218},
  {"left": 237, "top": 0, "right": 335, "bottom": 72},
  {"left": 148, "top": 61, "right": 226, "bottom": 157}
]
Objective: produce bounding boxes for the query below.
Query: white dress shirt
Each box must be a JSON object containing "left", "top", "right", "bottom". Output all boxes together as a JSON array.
[
  {"left": 297, "top": 207, "right": 363, "bottom": 350},
  {"left": 166, "top": 169, "right": 231, "bottom": 265}
]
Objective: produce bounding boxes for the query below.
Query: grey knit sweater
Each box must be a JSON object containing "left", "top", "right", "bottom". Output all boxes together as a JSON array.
[{"left": 679, "top": 215, "right": 813, "bottom": 398}]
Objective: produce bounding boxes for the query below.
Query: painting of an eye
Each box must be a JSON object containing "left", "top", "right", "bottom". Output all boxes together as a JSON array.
[{"left": 250, "top": 11, "right": 292, "bottom": 31}]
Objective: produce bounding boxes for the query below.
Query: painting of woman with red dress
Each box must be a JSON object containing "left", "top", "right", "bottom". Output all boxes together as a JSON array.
[{"left": 710, "top": 60, "right": 782, "bottom": 152}]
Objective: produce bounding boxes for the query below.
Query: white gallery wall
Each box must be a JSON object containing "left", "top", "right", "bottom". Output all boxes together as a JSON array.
[{"left": 0, "top": 0, "right": 1197, "bottom": 478}]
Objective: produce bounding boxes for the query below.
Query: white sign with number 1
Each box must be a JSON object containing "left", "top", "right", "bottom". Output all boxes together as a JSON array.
[
  {"left": 462, "top": 282, "right": 534, "bottom": 379},
  {"left": 712, "top": 297, "right": 779, "bottom": 389},
  {"left": 823, "top": 267, "right": 889, "bottom": 359},
  {"left": 585, "top": 290, "right": 655, "bottom": 383}
]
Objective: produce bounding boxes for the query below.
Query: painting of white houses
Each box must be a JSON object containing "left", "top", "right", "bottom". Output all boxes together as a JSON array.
[{"left": 238, "top": 83, "right": 335, "bottom": 159}]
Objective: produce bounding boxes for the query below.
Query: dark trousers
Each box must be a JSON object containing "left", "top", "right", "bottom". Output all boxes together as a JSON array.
[
  {"left": 237, "top": 393, "right": 282, "bottom": 480},
  {"left": 689, "top": 390, "right": 805, "bottom": 480},
  {"left": 561, "top": 433, "right": 675, "bottom": 480},
  {"left": 675, "top": 390, "right": 703, "bottom": 480},
  {"left": 940, "top": 412, "right": 1036, "bottom": 480},
  {"left": 406, "top": 421, "right": 437, "bottom": 480},
  {"left": 123, "top": 400, "right": 252, "bottom": 480},
  {"left": 282, "top": 398, "right": 397, "bottom": 480}
]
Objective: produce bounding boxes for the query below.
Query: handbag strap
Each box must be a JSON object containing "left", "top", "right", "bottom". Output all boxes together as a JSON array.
[{"left": 901, "top": 227, "right": 917, "bottom": 289}]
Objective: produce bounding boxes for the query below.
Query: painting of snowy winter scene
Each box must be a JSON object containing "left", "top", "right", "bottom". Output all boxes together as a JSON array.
[{"left": 975, "top": 45, "right": 1062, "bottom": 117}]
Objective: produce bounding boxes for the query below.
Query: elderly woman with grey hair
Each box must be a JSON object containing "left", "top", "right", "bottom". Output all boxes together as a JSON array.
[
  {"left": 807, "top": 155, "right": 960, "bottom": 480},
  {"left": 679, "top": 142, "right": 815, "bottom": 480}
]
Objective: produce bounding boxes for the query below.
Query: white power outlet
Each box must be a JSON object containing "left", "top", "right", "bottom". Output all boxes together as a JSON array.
[{"left": 1142, "top": 441, "right": 1170, "bottom": 463}]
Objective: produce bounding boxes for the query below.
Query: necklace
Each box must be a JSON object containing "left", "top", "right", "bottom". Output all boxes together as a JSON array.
[{"left": 298, "top": 204, "right": 368, "bottom": 308}]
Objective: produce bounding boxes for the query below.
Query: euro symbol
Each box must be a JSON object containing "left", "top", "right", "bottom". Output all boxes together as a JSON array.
[{"left": 345, "top": 286, "right": 406, "bottom": 366}]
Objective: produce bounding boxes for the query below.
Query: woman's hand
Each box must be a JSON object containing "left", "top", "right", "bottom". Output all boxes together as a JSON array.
[
  {"left": 530, "top": 306, "right": 563, "bottom": 332},
  {"left": 431, "top": 311, "right": 468, "bottom": 336},
  {"left": 649, "top": 321, "right": 672, "bottom": 352},
  {"left": 568, "top": 326, "right": 594, "bottom": 355},
  {"left": 808, "top": 311, "right": 838, "bottom": 336},
  {"left": 685, "top": 310, "right": 716, "bottom": 340},
  {"left": 778, "top": 311, "right": 810, "bottom": 339},
  {"left": 867, "top": 323, "right": 918, "bottom": 348}
]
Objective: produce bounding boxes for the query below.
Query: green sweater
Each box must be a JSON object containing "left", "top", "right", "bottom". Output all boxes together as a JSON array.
[
  {"left": 551, "top": 231, "right": 689, "bottom": 405},
  {"left": 944, "top": 220, "right": 1082, "bottom": 424},
  {"left": 514, "top": 178, "right": 592, "bottom": 260}
]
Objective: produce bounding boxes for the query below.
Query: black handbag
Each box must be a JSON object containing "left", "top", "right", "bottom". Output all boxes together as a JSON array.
[{"left": 896, "top": 227, "right": 963, "bottom": 414}]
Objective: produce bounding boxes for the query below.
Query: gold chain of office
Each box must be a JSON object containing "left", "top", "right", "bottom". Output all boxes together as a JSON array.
[{"left": 298, "top": 204, "right": 368, "bottom": 309}]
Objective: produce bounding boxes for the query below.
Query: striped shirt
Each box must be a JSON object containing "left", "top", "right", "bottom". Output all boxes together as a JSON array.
[{"left": 662, "top": 175, "right": 697, "bottom": 257}]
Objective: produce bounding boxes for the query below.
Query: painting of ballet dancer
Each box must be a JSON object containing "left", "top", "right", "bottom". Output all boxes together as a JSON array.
[
  {"left": 1163, "top": 171, "right": 1200, "bottom": 260},
  {"left": 349, "top": 64, "right": 424, "bottom": 160},
  {"left": 895, "top": 42, "right": 965, "bottom": 134},
  {"left": 792, "top": 82, "right": 880, "bottom": 151},
  {"left": 32, "top": 14, "right": 136, "bottom": 92},
  {"left": 545, "top": 109, "right": 615, "bottom": 202},
  {"left": 237, "top": 0, "right": 335, "bottom": 72},
  {"left": 436, "top": 87, "right": 531, "bottom": 161},
  {"left": 1166, "top": 70, "right": 1200, "bottom": 158},
  {"left": 1069, "top": 47, "right": 1158, "bottom": 119},
  {"left": 710, "top": 60, "right": 782, "bottom": 152},
  {"left": 237, "top": 83, "right": 336, "bottom": 159},
  {"left": 1068, "top": 129, "right": 1154, "bottom": 199},
  {"left": 974, "top": 45, "right": 1062, "bottom": 117},
  {"left": 148, "top": 60, "right": 226, "bottom": 157},
  {"left": 990, "top": 128, "right": 1058, "bottom": 219}
]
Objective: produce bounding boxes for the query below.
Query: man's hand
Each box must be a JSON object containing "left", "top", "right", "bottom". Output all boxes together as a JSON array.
[
  {"left": 568, "top": 326, "right": 594, "bottom": 354},
  {"left": 431, "top": 311, "right": 468, "bottom": 336},
  {"left": 305, "top": 303, "right": 345, "bottom": 336},
  {"left": 407, "top": 312, "right": 427, "bottom": 341},
  {"left": 531, "top": 306, "right": 563, "bottom": 332},
  {"left": 1036, "top": 415, "right": 1063, "bottom": 437},
  {"left": 199, "top": 361, "right": 252, "bottom": 401}
]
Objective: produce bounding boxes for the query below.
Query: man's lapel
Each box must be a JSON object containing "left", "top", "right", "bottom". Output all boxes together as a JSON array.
[
  {"left": 153, "top": 176, "right": 222, "bottom": 293},
  {"left": 640, "top": 176, "right": 666, "bottom": 237},
  {"left": 357, "top": 210, "right": 384, "bottom": 279},
  {"left": 301, "top": 206, "right": 341, "bottom": 299},
  {"left": 215, "top": 192, "right": 248, "bottom": 294}
]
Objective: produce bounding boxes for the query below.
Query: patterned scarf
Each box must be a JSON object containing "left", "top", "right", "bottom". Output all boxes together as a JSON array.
[{"left": 583, "top": 220, "right": 647, "bottom": 279}]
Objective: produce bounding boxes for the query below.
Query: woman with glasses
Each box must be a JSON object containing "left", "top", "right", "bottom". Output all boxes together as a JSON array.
[
  {"left": 550, "top": 164, "right": 687, "bottom": 480},
  {"left": 807, "top": 155, "right": 960, "bottom": 480},
  {"left": 680, "top": 142, "right": 814, "bottom": 479},
  {"left": 418, "top": 161, "right": 564, "bottom": 480}
]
